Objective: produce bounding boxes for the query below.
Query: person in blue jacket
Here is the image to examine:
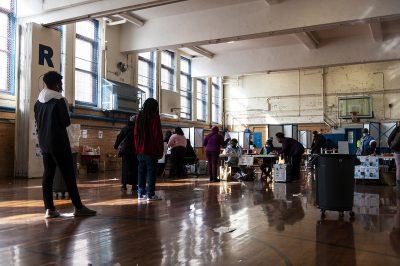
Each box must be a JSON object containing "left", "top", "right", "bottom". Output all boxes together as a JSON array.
[{"left": 360, "top": 128, "right": 375, "bottom": 155}]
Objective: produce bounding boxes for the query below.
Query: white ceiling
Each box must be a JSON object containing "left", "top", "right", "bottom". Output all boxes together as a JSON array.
[
  {"left": 179, "top": 21, "right": 400, "bottom": 58},
  {"left": 131, "top": 0, "right": 256, "bottom": 20}
]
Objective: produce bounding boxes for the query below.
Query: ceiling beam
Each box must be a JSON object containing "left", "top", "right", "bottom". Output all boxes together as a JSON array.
[
  {"left": 294, "top": 31, "right": 319, "bottom": 49},
  {"left": 188, "top": 46, "right": 215, "bottom": 59},
  {"left": 265, "top": 0, "right": 282, "bottom": 5},
  {"left": 35, "top": 0, "right": 189, "bottom": 27},
  {"left": 107, "top": 19, "right": 127, "bottom": 26},
  {"left": 115, "top": 13, "right": 144, "bottom": 27},
  {"left": 369, "top": 21, "right": 383, "bottom": 42}
]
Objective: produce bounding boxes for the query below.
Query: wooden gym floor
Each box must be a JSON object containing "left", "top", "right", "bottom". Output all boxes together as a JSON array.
[{"left": 0, "top": 172, "right": 399, "bottom": 265}]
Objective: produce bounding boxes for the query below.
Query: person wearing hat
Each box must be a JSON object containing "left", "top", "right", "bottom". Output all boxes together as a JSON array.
[{"left": 360, "top": 128, "right": 375, "bottom": 155}]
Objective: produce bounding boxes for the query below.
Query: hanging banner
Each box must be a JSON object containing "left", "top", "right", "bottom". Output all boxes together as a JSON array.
[{"left": 15, "top": 23, "right": 61, "bottom": 178}]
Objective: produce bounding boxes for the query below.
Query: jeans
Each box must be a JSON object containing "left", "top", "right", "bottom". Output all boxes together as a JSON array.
[
  {"left": 137, "top": 154, "right": 157, "bottom": 197},
  {"left": 42, "top": 151, "right": 83, "bottom": 210},
  {"left": 206, "top": 151, "right": 220, "bottom": 181}
]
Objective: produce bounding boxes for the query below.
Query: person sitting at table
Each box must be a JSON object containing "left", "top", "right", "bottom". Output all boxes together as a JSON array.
[
  {"left": 275, "top": 132, "right": 305, "bottom": 181},
  {"left": 259, "top": 138, "right": 275, "bottom": 179},
  {"left": 224, "top": 139, "right": 243, "bottom": 167}
]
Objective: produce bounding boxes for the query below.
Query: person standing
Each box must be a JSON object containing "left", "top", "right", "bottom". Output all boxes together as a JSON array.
[
  {"left": 360, "top": 128, "right": 375, "bottom": 155},
  {"left": 114, "top": 116, "right": 137, "bottom": 193},
  {"left": 203, "top": 126, "right": 224, "bottom": 182},
  {"left": 311, "top": 131, "right": 326, "bottom": 154},
  {"left": 134, "top": 98, "right": 164, "bottom": 201},
  {"left": 388, "top": 122, "right": 400, "bottom": 190},
  {"left": 275, "top": 132, "right": 305, "bottom": 181},
  {"left": 34, "top": 71, "right": 96, "bottom": 218},
  {"left": 168, "top": 127, "right": 187, "bottom": 178}
]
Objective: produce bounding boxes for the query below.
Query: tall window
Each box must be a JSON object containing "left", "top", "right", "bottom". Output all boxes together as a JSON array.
[
  {"left": 161, "top": 50, "right": 174, "bottom": 91},
  {"left": 212, "top": 77, "right": 221, "bottom": 123},
  {"left": 196, "top": 79, "right": 207, "bottom": 121},
  {"left": 180, "top": 56, "right": 192, "bottom": 119},
  {"left": 74, "top": 20, "right": 99, "bottom": 106},
  {"left": 0, "top": 0, "right": 16, "bottom": 94},
  {"left": 138, "top": 52, "right": 155, "bottom": 99}
]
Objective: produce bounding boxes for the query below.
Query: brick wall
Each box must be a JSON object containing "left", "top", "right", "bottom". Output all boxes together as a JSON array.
[{"left": 0, "top": 121, "right": 15, "bottom": 179}]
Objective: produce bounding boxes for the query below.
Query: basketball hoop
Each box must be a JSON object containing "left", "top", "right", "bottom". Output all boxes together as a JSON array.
[{"left": 350, "top": 111, "right": 360, "bottom": 123}]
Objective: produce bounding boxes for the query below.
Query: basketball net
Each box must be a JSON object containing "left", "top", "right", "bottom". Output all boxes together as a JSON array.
[{"left": 350, "top": 111, "right": 360, "bottom": 123}]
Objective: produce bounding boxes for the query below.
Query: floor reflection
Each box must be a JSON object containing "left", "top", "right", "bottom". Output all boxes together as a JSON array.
[{"left": 0, "top": 174, "right": 399, "bottom": 264}]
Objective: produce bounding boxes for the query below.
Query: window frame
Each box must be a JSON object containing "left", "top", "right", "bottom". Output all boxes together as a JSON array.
[
  {"left": 137, "top": 52, "right": 155, "bottom": 99},
  {"left": 0, "top": 0, "right": 16, "bottom": 95},
  {"left": 74, "top": 20, "right": 100, "bottom": 107},
  {"left": 161, "top": 50, "right": 175, "bottom": 91},
  {"left": 212, "top": 77, "right": 221, "bottom": 124},
  {"left": 196, "top": 78, "right": 207, "bottom": 122},
  {"left": 180, "top": 56, "right": 192, "bottom": 120}
]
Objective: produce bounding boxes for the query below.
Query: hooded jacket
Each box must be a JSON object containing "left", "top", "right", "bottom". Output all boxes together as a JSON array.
[
  {"left": 203, "top": 126, "right": 224, "bottom": 153},
  {"left": 34, "top": 88, "right": 71, "bottom": 153}
]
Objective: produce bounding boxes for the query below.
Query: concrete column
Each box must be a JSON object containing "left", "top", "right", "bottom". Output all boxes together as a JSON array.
[
  {"left": 174, "top": 50, "right": 181, "bottom": 117},
  {"left": 155, "top": 50, "right": 162, "bottom": 106},
  {"left": 129, "top": 53, "right": 138, "bottom": 87},
  {"left": 192, "top": 77, "right": 197, "bottom": 122},
  {"left": 206, "top": 77, "right": 212, "bottom": 125},
  {"left": 63, "top": 24, "right": 75, "bottom": 105}
]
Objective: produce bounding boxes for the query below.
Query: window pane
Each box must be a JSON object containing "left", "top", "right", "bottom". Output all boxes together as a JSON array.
[
  {"left": 161, "top": 51, "right": 173, "bottom": 67},
  {"left": 139, "top": 85, "right": 151, "bottom": 100},
  {"left": 0, "top": 51, "right": 7, "bottom": 91},
  {"left": 75, "top": 70, "right": 94, "bottom": 103},
  {"left": 180, "top": 74, "right": 189, "bottom": 90},
  {"left": 76, "top": 20, "right": 96, "bottom": 40},
  {"left": 0, "top": 0, "right": 11, "bottom": 10},
  {"left": 139, "top": 52, "right": 151, "bottom": 60},
  {"left": 161, "top": 68, "right": 172, "bottom": 90},
  {"left": 0, "top": 13, "right": 8, "bottom": 51},
  {"left": 181, "top": 57, "right": 190, "bottom": 73}
]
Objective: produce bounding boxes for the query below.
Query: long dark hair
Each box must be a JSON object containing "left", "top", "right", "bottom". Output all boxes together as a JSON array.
[
  {"left": 175, "top": 127, "right": 184, "bottom": 136},
  {"left": 137, "top": 98, "right": 159, "bottom": 145}
]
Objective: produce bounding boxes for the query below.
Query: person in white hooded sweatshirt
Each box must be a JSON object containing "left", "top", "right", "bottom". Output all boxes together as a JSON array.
[{"left": 34, "top": 71, "right": 96, "bottom": 218}]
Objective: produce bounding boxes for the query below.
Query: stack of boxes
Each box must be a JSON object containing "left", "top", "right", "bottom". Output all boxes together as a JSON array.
[
  {"left": 354, "top": 156, "right": 380, "bottom": 180},
  {"left": 353, "top": 192, "right": 380, "bottom": 215}
]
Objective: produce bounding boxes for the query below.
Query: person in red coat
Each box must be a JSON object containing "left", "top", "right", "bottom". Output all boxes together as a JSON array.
[
  {"left": 134, "top": 98, "right": 164, "bottom": 201},
  {"left": 203, "top": 126, "right": 224, "bottom": 182}
]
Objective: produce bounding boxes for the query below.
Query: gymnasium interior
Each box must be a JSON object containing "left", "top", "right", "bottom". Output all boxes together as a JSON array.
[{"left": 0, "top": 0, "right": 400, "bottom": 265}]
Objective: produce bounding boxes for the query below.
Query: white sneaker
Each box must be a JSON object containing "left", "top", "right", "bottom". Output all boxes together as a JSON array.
[
  {"left": 146, "top": 195, "right": 162, "bottom": 201},
  {"left": 45, "top": 209, "right": 61, "bottom": 219},
  {"left": 73, "top": 206, "right": 97, "bottom": 217},
  {"left": 138, "top": 195, "right": 147, "bottom": 201}
]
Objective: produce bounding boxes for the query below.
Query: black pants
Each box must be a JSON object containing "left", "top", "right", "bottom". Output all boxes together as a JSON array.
[
  {"left": 121, "top": 154, "right": 138, "bottom": 188},
  {"left": 291, "top": 154, "right": 302, "bottom": 181},
  {"left": 42, "top": 151, "right": 83, "bottom": 210},
  {"left": 171, "top": 146, "right": 187, "bottom": 178}
]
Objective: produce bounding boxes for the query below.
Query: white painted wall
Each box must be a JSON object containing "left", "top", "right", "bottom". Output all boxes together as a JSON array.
[{"left": 224, "top": 61, "right": 400, "bottom": 127}]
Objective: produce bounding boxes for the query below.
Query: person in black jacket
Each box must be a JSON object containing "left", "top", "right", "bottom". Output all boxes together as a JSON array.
[
  {"left": 276, "top": 132, "right": 305, "bottom": 181},
  {"left": 311, "top": 131, "right": 326, "bottom": 154},
  {"left": 114, "top": 116, "right": 138, "bottom": 193},
  {"left": 34, "top": 71, "right": 96, "bottom": 219},
  {"left": 388, "top": 122, "right": 400, "bottom": 190}
]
